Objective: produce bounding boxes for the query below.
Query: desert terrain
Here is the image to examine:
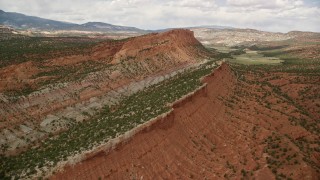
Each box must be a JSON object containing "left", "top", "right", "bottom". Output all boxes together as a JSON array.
[
  {"left": 0, "top": 17, "right": 319, "bottom": 180},
  {"left": 52, "top": 34, "right": 320, "bottom": 179}
]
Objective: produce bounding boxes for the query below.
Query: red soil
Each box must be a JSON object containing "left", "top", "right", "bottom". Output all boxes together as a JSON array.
[
  {"left": 51, "top": 63, "right": 236, "bottom": 179},
  {"left": 0, "top": 29, "right": 208, "bottom": 123},
  {"left": 0, "top": 29, "right": 214, "bottom": 155},
  {"left": 111, "top": 29, "right": 206, "bottom": 64},
  {"left": 51, "top": 63, "right": 319, "bottom": 180},
  {"left": 0, "top": 29, "right": 210, "bottom": 93},
  {"left": 0, "top": 61, "right": 40, "bottom": 91}
]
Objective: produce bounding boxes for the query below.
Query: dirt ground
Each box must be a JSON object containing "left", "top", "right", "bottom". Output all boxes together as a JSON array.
[
  {"left": 51, "top": 63, "right": 319, "bottom": 179},
  {"left": 0, "top": 29, "right": 213, "bottom": 155}
]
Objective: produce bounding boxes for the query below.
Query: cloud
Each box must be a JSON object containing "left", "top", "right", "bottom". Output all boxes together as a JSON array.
[
  {"left": 0, "top": 0, "right": 319, "bottom": 32},
  {"left": 226, "top": 0, "right": 304, "bottom": 9},
  {"left": 166, "top": 0, "right": 217, "bottom": 9}
]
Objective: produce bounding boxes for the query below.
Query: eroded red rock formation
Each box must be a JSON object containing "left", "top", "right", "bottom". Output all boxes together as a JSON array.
[
  {"left": 51, "top": 64, "right": 239, "bottom": 179},
  {"left": 51, "top": 63, "right": 319, "bottom": 179},
  {"left": 0, "top": 29, "right": 213, "bottom": 155}
]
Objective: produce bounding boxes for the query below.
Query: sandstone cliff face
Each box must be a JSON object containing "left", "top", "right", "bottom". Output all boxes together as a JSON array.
[
  {"left": 51, "top": 63, "right": 235, "bottom": 180},
  {"left": 112, "top": 29, "right": 205, "bottom": 64},
  {"left": 0, "top": 29, "right": 212, "bottom": 155},
  {"left": 0, "top": 29, "right": 209, "bottom": 92},
  {"left": 51, "top": 63, "right": 320, "bottom": 180}
]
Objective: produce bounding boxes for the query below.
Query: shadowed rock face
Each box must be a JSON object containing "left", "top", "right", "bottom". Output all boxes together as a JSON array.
[{"left": 0, "top": 29, "right": 212, "bottom": 155}]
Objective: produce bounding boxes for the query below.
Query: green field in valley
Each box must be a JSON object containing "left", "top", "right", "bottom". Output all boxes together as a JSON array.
[
  {"left": 210, "top": 46, "right": 284, "bottom": 65},
  {"left": 229, "top": 50, "right": 283, "bottom": 65}
]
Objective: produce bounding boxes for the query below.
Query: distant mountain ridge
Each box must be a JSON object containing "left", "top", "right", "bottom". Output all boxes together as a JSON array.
[
  {"left": 2, "top": 9, "right": 317, "bottom": 37},
  {"left": 188, "top": 25, "right": 234, "bottom": 29},
  {"left": 0, "top": 10, "right": 145, "bottom": 33},
  {"left": 0, "top": 9, "right": 237, "bottom": 34}
]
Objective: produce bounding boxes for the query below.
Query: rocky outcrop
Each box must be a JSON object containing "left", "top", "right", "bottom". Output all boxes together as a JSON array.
[
  {"left": 0, "top": 29, "right": 212, "bottom": 155},
  {"left": 51, "top": 61, "right": 320, "bottom": 180},
  {"left": 112, "top": 29, "right": 207, "bottom": 64},
  {"left": 51, "top": 63, "right": 233, "bottom": 180}
]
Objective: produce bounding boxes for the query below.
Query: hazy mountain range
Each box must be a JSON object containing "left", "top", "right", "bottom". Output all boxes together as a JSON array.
[
  {"left": 0, "top": 9, "right": 146, "bottom": 33},
  {"left": 0, "top": 9, "right": 233, "bottom": 33}
]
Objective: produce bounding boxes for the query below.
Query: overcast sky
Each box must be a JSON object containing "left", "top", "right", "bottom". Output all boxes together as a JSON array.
[{"left": 1, "top": 0, "right": 319, "bottom": 32}]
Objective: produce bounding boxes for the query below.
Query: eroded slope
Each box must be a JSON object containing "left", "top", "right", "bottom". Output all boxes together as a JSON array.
[
  {"left": 0, "top": 29, "right": 213, "bottom": 155},
  {"left": 52, "top": 62, "right": 319, "bottom": 179}
]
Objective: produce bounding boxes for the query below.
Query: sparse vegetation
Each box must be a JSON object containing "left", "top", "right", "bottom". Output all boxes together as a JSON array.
[
  {"left": 0, "top": 36, "right": 104, "bottom": 67},
  {"left": 225, "top": 41, "right": 320, "bottom": 179},
  {"left": 0, "top": 59, "right": 217, "bottom": 179},
  {"left": 1, "top": 26, "right": 319, "bottom": 179}
]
